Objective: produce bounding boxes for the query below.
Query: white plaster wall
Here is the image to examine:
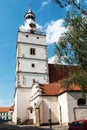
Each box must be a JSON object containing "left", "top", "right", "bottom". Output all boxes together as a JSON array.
[
  {"left": 18, "top": 32, "right": 46, "bottom": 46},
  {"left": 75, "top": 107, "right": 87, "bottom": 120},
  {"left": 16, "top": 47, "right": 18, "bottom": 59},
  {"left": 8, "top": 110, "right": 13, "bottom": 120},
  {"left": 31, "top": 92, "right": 41, "bottom": 124},
  {"left": 67, "top": 92, "right": 87, "bottom": 123},
  {"left": 31, "top": 96, "right": 42, "bottom": 124},
  {"left": 16, "top": 30, "right": 49, "bottom": 88},
  {"left": 15, "top": 74, "right": 19, "bottom": 87},
  {"left": 14, "top": 29, "right": 49, "bottom": 124},
  {"left": 18, "top": 44, "right": 47, "bottom": 60},
  {"left": 58, "top": 92, "right": 87, "bottom": 125},
  {"left": 27, "top": 110, "right": 33, "bottom": 119},
  {"left": 32, "top": 83, "right": 42, "bottom": 99},
  {"left": 32, "top": 95, "right": 58, "bottom": 124},
  {"left": 16, "top": 88, "right": 32, "bottom": 123},
  {"left": 19, "top": 73, "right": 49, "bottom": 87},
  {"left": 19, "top": 59, "right": 47, "bottom": 73},
  {"left": 58, "top": 93, "right": 68, "bottom": 125},
  {"left": 13, "top": 91, "right": 18, "bottom": 124},
  {"left": 42, "top": 96, "right": 58, "bottom": 123}
]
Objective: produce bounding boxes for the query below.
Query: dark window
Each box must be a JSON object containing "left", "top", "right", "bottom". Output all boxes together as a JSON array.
[
  {"left": 30, "top": 48, "right": 35, "bottom": 55},
  {"left": 28, "top": 16, "right": 30, "bottom": 19},
  {"left": 32, "top": 63, "right": 35, "bottom": 68},
  {"left": 34, "top": 102, "right": 36, "bottom": 106},
  {"left": 26, "top": 35, "right": 28, "bottom": 37},
  {"left": 30, "top": 110, "right": 32, "bottom": 113},
  {"left": 31, "top": 16, "right": 34, "bottom": 20},
  {"left": 37, "top": 37, "right": 39, "bottom": 39},
  {"left": 77, "top": 98, "right": 86, "bottom": 106},
  {"left": 33, "top": 79, "right": 35, "bottom": 83},
  {"left": 30, "top": 30, "right": 34, "bottom": 33}
]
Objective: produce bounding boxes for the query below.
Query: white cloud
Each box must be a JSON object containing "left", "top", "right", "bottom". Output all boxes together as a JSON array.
[
  {"left": 45, "top": 19, "right": 65, "bottom": 44},
  {"left": 77, "top": 0, "right": 80, "bottom": 3},
  {"left": 48, "top": 55, "right": 69, "bottom": 65},
  {"left": 43, "top": 19, "right": 66, "bottom": 64},
  {"left": 36, "top": 23, "right": 43, "bottom": 32},
  {"left": 48, "top": 55, "right": 56, "bottom": 64},
  {"left": 19, "top": 20, "right": 43, "bottom": 33},
  {"left": 48, "top": 55, "right": 63, "bottom": 64},
  {"left": 41, "top": 0, "right": 51, "bottom": 8}
]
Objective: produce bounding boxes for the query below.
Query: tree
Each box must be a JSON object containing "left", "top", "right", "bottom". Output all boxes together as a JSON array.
[
  {"left": 52, "top": 0, "right": 87, "bottom": 16},
  {"left": 55, "top": 15, "right": 87, "bottom": 70},
  {"left": 54, "top": 8, "right": 87, "bottom": 97}
]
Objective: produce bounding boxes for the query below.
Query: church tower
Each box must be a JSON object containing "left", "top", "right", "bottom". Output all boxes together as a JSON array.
[{"left": 13, "top": 8, "right": 49, "bottom": 124}]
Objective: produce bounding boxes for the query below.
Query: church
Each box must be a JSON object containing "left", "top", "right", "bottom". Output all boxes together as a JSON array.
[{"left": 13, "top": 8, "right": 87, "bottom": 126}]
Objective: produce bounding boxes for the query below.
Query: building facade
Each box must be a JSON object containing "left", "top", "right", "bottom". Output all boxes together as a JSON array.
[
  {"left": 13, "top": 8, "right": 49, "bottom": 124},
  {"left": 13, "top": 8, "right": 87, "bottom": 126},
  {"left": 31, "top": 82, "right": 87, "bottom": 126},
  {"left": 0, "top": 106, "right": 14, "bottom": 122}
]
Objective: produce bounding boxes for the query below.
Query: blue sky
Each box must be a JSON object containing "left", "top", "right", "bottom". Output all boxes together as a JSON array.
[{"left": 0, "top": 0, "right": 66, "bottom": 106}]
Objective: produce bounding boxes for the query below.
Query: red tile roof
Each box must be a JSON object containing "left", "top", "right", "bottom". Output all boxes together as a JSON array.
[
  {"left": 0, "top": 105, "right": 14, "bottom": 112},
  {"left": 40, "top": 82, "right": 81, "bottom": 96},
  {"left": 48, "top": 64, "right": 78, "bottom": 83},
  {"left": 0, "top": 107, "right": 10, "bottom": 112},
  {"left": 9, "top": 105, "right": 14, "bottom": 111}
]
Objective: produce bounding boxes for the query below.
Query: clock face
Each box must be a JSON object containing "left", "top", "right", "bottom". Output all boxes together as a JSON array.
[{"left": 29, "top": 23, "right": 36, "bottom": 28}]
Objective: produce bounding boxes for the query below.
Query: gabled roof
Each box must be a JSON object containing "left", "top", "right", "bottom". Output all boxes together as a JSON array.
[
  {"left": 0, "top": 105, "right": 14, "bottom": 113},
  {"left": 40, "top": 82, "right": 81, "bottom": 96},
  {"left": 9, "top": 105, "right": 14, "bottom": 111}
]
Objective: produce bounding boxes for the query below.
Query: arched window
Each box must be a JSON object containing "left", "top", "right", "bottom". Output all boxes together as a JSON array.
[{"left": 77, "top": 98, "right": 86, "bottom": 106}]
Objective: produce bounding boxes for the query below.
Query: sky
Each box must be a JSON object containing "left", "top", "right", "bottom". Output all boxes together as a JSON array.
[{"left": 0, "top": 0, "right": 67, "bottom": 107}]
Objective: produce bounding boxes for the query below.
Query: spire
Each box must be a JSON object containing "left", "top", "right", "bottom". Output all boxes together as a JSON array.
[
  {"left": 25, "top": 8, "right": 35, "bottom": 21},
  {"left": 19, "top": 7, "right": 42, "bottom": 34}
]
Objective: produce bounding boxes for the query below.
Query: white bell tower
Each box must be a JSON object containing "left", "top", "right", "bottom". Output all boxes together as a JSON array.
[
  {"left": 13, "top": 8, "right": 49, "bottom": 124},
  {"left": 16, "top": 8, "right": 49, "bottom": 88},
  {"left": 24, "top": 8, "right": 36, "bottom": 33}
]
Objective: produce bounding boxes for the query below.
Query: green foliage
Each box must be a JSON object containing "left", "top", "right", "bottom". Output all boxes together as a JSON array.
[
  {"left": 52, "top": 0, "right": 87, "bottom": 15},
  {"left": 61, "top": 70, "right": 87, "bottom": 98},
  {"left": 54, "top": 1, "right": 87, "bottom": 95},
  {"left": 55, "top": 15, "right": 87, "bottom": 71}
]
